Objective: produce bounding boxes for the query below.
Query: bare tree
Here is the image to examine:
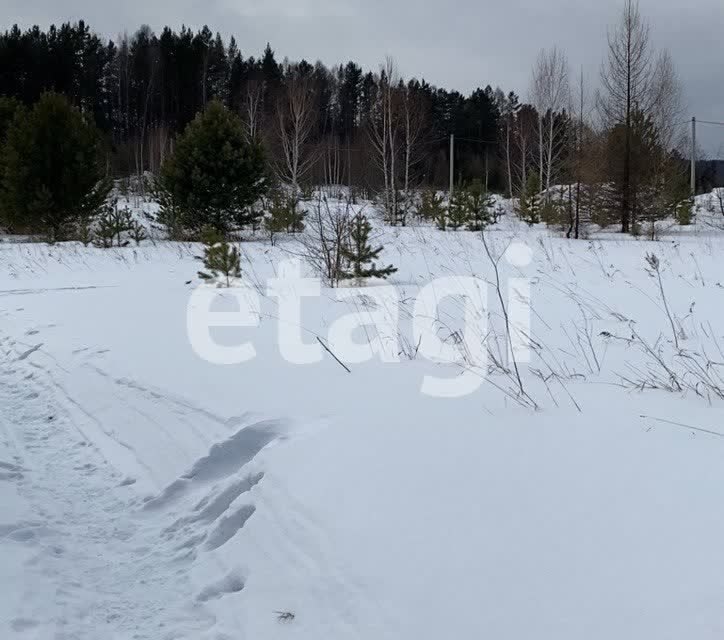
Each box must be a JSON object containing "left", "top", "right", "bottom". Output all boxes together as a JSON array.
[
  {"left": 567, "top": 68, "right": 591, "bottom": 239},
  {"left": 598, "top": 0, "right": 653, "bottom": 232},
  {"left": 369, "top": 57, "right": 402, "bottom": 224},
  {"left": 649, "top": 49, "right": 684, "bottom": 152},
  {"left": 276, "top": 69, "right": 318, "bottom": 195},
  {"left": 321, "top": 134, "right": 344, "bottom": 195},
  {"left": 530, "top": 46, "right": 570, "bottom": 195},
  {"left": 513, "top": 105, "right": 538, "bottom": 195},
  {"left": 297, "top": 195, "right": 351, "bottom": 287},
  {"left": 400, "top": 85, "right": 428, "bottom": 225},
  {"left": 495, "top": 89, "right": 518, "bottom": 199},
  {"left": 242, "top": 78, "right": 264, "bottom": 144}
]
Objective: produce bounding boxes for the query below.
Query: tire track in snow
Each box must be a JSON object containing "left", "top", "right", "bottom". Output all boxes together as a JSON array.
[
  {"left": 0, "top": 334, "right": 222, "bottom": 638},
  {"left": 2, "top": 324, "right": 355, "bottom": 638}
]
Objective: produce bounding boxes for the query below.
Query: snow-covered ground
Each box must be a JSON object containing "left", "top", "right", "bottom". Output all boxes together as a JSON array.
[{"left": 2, "top": 198, "right": 724, "bottom": 639}]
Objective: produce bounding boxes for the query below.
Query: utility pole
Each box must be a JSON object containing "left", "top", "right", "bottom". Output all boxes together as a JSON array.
[
  {"left": 691, "top": 116, "right": 697, "bottom": 195},
  {"left": 449, "top": 133, "right": 454, "bottom": 197}
]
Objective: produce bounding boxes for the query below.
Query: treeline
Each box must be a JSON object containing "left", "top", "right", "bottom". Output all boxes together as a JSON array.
[
  {"left": 0, "top": 1, "right": 698, "bottom": 240},
  {"left": 0, "top": 21, "right": 505, "bottom": 192}
]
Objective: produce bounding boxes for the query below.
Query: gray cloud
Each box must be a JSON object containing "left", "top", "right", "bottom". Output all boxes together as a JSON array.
[{"left": 3, "top": 0, "right": 723, "bottom": 155}]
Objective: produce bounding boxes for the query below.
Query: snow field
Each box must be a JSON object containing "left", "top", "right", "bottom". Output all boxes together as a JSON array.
[{"left": 2, "top": 196, "right": 724, "bottom": 638}]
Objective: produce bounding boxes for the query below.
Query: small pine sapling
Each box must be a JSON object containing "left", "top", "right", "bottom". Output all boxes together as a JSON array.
[
  {"left": 540, "top": 191, "right": 569, "bottom": 230},
  {"left": 94, "top": 202, "right": 134, "bottom": 247},
  {"left": 129, "top": 220, "right": 148, "bottom": 245},
  {"left": 76, "top": 213, "right": 95, "bottom": 246},
  {"left": 675, "top": 197, "right": 693, "bottom": 226},
  {"left": 93, "top": 210, "right": 115, "bottom": 248},
  {"left": 340, "top": 213, "right": 397, "bottom": 282},
  {"left": 665, "top": 174, "right": 694, "bottom": 226},
  {"left": 152, "top": 174, "right": 183, "bottom": 240},
  {"left": 264, "top": 191, "right": 304, "bottom": 245},
  {"left": 299, "top": 183, "right": 315, "bottom": 201},
  {"left": 418, "top": 187, "right": 447, "bottom": 230},
  {"left": 112, "top": 208, "right": 134, "bottom": 246},
  {"left": 464, "top": 179, "right": 495, "bottom": 231},
  {"left": 518, "top": 173, "right": 541, "bottom": 225},
  {"left": 447, "top": 190, "right": 470, "bottom": 230},
  {"left": 196, "top": 227, "right": 241, "bottom": 287}
]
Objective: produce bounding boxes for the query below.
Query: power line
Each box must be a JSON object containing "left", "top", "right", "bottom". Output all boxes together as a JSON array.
[{"left": 697, "top": 119, "right": 724, "bottom": 127}]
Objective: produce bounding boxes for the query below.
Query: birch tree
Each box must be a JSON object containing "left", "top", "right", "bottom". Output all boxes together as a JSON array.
[
  {"left": 530, "top": 46, "right": 570, "bottom": 195},
  {"left": 369, "top": 57, "right": 401, "bottom": 224},
  {"left": 242, "top": 78, "right": 264, "bottom": 144},
  {"left": 276, "top": 69, "right": 317, "bottom": 195},
  {"left": 400, "top": 83, "right": 428, "bottom": 225}
]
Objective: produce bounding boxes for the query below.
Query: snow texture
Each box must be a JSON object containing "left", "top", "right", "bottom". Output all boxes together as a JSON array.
[{"left": 1, "top": 193, "right": 724, "bottom": 638}]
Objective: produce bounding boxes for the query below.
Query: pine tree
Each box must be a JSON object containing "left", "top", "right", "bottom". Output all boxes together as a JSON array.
[
  {"left": 664, "top": 165, "right": 693, "bottom": 226},
  {"left": 0, "top": 92, "right": 110, "bottom": 240},
  {"left": 518, "top": 173, "right": 541, "bottom": 225},
  {"left": 129, "top": 220, "right": 148, "bottom": 245},
  {"left": 157, "top": 100, "right": 266, "bottom": 237},
  {"left": 93, "top": 202, "right": 134, "bottom": 248},
  {"left": 196, "top": 227, "right": 241, "bottom": 287},
  {"left": 540, "top": 190, "right": 570, "bottom": 229},
  {"left": 464, "top": 179, "right": 495, "bottom": 231},
  {"left": 447, "top": 190, "right": 470, "bottom": 230},
  {"left": 152, "top": 173, "right": 183, "bottom": 239},
  {"left": 340, "top": 213, "right": 397, "bottom": 282},
  {"left": 264, "top": 190, "right": 305, "bottom": 245},
  {"left": 0, "top": 96, "right": 20, "bottom": 142},
  {"left": 418, "top": 187, "right": 447, "bottom": 230}
]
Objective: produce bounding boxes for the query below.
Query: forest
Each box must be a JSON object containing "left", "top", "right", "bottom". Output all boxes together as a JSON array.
[
  {"left": 0, "top": 1, "right": 707, "bottom": 241},
  {"left": 0, "top": 21, "right": 504, "bottom": 189}
]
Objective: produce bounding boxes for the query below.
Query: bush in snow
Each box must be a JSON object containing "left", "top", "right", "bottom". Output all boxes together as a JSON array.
[
  {"left": 196, "top": 227, "right": 241, "bottom": 287},
  {"left": 156, "top": 100, "right": 266, "bottom": 238},
  {"left": 299, "top": 195, "right": 351, "bottom": 287}
]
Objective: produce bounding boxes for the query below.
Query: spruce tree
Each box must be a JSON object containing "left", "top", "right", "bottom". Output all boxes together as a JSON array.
[
  {"left": 196, "top": 227, "right": 242, "bottom": 287},
  {"left": 341, "top": 213, "right": 397, "bottom": 282},
  {"left": 157, "top": 100, "right": 266, "bottom": 237},
  {"left": 0, "top": 93, "right": 110, "bottom": 240}
]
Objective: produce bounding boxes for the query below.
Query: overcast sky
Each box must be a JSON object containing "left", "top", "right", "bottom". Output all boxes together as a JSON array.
[{"left": 4, "top": 0, "right": 724, "bottom": 155}]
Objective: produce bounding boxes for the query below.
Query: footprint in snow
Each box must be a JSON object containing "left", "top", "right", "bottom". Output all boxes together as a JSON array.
[{"left": 196, "top": 570, "right": 245, "bottom": 602}]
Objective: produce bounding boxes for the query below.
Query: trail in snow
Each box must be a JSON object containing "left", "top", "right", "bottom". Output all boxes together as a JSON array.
[{"left": 0, "top": 332, "right": 281, "bottom": 639}]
